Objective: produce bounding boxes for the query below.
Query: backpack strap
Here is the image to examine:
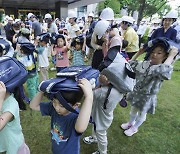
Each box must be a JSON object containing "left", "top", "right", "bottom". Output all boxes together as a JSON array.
[
  {"left": 103, "top": 84, "right": 113, "bottom": 109},
  {"left": 55, "top": 92, "right": 96, "bottom": 131},
  {"left": 55, "top": 92, "right": 79, "bottom": 114},
  {"left": 19, "top": 85, "right": 30, "bottom": 103}
]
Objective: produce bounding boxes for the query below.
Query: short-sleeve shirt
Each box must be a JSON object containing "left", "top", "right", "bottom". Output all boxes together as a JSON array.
[
  {"left": 32, "top": 20, "right": 42, "bottom": 37},
  {"left": 37, "top": 47, "right": 49, "bottom": 67},
  {"left": 40, "top": 102, "right": 81, "bottom": 154},
  {"left": 0, "top": 95, "right": 24, "bottom": 154},
  {"left": 69, "top": 24, "right": 80, "bottom": 38},
  {"left": 54, "top": 46, "right": 69, "bottom": 67}
]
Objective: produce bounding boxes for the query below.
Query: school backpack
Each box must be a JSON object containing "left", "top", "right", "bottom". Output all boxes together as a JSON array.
[
  {"left": 0, "top": 37, "right": 11, "bottom": 55},
  {"left": 0, "top": 56, "right": 28, "bottom": 93},
  {"left": 99, "top": 46, "right": 135, "bottom": 94},
  {"left": 39, "top": 65, "right": 100, "bottom": 113},
  {"left": 144, "top": 37, "right": 180, "bottom": 60}
]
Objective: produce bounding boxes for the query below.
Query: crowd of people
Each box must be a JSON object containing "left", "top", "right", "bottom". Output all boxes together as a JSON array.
[{"left": 0, "top": 7, "right": 179, "bottom": 154}]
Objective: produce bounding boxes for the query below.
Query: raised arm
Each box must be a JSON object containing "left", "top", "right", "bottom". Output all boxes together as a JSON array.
[
  {"left": 164, "top": 46, "right": 178, "bottom": 65},
  {"left": 131, "top": 47, "right": 145, "bottom": 61},
  {"left": 75, "top": 78, "right": 93, "bottom": 133},
  {"left": 30, "top": 92, "right": 44, "bottom": 111}
]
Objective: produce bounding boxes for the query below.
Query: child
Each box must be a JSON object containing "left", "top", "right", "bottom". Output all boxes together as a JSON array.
[
  {"left": 52, "top": 34, "right": 69, "bottom": 72},
  {"left": 83, "top": 38, "right": 125, "bottom": 154},
  {"left": 121, "top": 40, "right": 178, "bottom": 136},
  {"left": 16, "top": 42, "right": 39, "bottom": 101},
  {"left": 36, "top": 33, "right": 50, "bottom": 81},
  {"left": 30, "top": 78, "right": 93, "bottom": 154},
  {"left": 70, "top": 35, "right": 86, "bottom": 66},
  {"left": 0, "top": 81, "right": 30, "bottom": 154}
]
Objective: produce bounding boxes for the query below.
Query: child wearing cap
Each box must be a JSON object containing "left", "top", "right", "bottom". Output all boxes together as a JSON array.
[
  {"left": 36, "top": 33, "right": 50, "bottom": 81},
  {"left": 121, "top": 38, "right": 178, "bottom": 136},
  {"left": 70, "top": 35, "right": 86, "bottom": 66},
  {"left": 30, "top": 78, "right": 93, "bottom": 154},
  {"left": 16, "top": 42, "right": 39, "bottom": 101},
  {"left": 52, "top": 34, "right": 69, "bottom": 72}
]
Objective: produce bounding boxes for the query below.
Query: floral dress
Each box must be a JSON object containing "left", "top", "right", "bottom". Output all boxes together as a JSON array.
[{"left": 127, "top": 60, "right": 173, "bottom": 114}]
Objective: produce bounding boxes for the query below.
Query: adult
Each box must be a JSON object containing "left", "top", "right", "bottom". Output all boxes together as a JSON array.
[
  {"left": 148, "top": 19, "right": 161, "bottom": 41},
  {"left": 137, "top": 20, "right": 148, "bottom": 48},
  {"left": 28, "top": 13, "right": 42, "bottom": 39},
  {"left": 67, "top": 10, "right": 81, "bottom": 39},
  {"left": 91, "top": 7, "right": 114, "bottom": 69},
  {"left": 174, "top": 21, "right": 180, "bottom": 43},
  {"left": 44, "top": 13, "right": 58, "bottom": 34},
  {"left": 91, "top": 20, "right": 110, "bottom": 69},
  {"left": 4, "top": 17, "right": 14, "bottom": 42},
  {"left": 120, "top": 16, "right": 139, "bottom": 59},
  {"left": 151, "top": 10, "right": 178, "bottom": 41}
]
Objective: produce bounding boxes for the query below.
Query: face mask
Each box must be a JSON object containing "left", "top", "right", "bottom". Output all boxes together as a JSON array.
[{"left": 37, "top": 45, "right": 45, "bottom": 54}]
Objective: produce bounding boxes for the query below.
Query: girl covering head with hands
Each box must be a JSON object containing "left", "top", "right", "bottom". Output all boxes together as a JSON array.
[{"left": 121, "top": 38, "right": 179, "bottom": 136}]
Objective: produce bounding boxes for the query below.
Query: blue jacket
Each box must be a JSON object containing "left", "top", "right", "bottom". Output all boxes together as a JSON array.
[{"left": 151, "top": 27, "right": 177, "bottom": 41}]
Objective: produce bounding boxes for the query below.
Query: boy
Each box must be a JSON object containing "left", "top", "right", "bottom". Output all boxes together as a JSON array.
[
  {"left": 30, "top": 78, "right": 93, "bottom": 154},
  {"left": 36, "top": 33, "right": 50, "bottom": 81}
]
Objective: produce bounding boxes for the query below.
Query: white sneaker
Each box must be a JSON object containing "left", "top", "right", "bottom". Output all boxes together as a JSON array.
[
  {"left": 124, "top": 126, "right": 138, "bottom": 136},
  {"left": 92, "top": 150, "right": 100, "bottom": 154},
  {"left": 50, "top": 67, "right": 56, "bottom": 71},
  {"left": 83, "top": 136, "right": 98, "bottom": 144},
  {"left": 121, "top": 122, "right": 133, "bottom": 130}
]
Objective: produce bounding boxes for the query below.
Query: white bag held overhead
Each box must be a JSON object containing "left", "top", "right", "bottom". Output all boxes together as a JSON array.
[{"left": 99, "top": 46, "right": 135, "bottom": 93}]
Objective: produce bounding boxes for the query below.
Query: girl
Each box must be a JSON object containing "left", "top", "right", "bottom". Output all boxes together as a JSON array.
[
  {"left": 70, "top": 35, "right": 86, "bottom": 66},
  {"left": 52, "top": 34, "right": 69, "bottom": 72},
  {"left": 0, "top": 81, "right": 30, "bottom": 154},
  {"left": 121, "top": 39, "right": 178, "bottom": 136}
]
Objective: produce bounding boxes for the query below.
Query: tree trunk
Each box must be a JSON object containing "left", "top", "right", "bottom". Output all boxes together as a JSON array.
[{"left": 137, "top": 0, "right": 146, "bottom": 26}]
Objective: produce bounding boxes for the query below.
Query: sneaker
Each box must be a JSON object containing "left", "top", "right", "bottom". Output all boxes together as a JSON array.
[
  {"left": 83, "top": 136, "right": 98, "bottom": 144},
  {"left": 121, "top": 122, "right": 133, "bottom": 130},
  {"left": 92, "top": 150, "right": 100, "bottom": 154},
  {"left": 50, "top": 67, "right": 56, "bottom": 71},
  {"left": 124, "top": 126, "right": 138, "bottom": 136}
]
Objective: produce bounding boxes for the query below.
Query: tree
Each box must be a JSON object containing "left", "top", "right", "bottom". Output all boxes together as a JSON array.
[
  {"left": 97, "top": 0, "right": 121, "bottom": 14},
  {"left": 97, "top": 0, "right": 171, "bottom": 25}
]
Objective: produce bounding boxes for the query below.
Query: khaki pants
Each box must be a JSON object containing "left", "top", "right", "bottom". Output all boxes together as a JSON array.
[{"left": 40, "top": 67, "right": 49, "bottom": 81}]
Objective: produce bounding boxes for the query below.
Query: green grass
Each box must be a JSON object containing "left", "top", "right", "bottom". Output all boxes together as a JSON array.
[{"left": 20, "top": 60, "right": 180, "bottom": 154}]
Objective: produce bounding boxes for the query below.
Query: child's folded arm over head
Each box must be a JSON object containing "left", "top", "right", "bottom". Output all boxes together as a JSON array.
[
  {"left": 30, "top": 91, "right": 44, "bottom": 111},
  {"left": 75, "top": 78, "right": 93, "bottom": 133}
]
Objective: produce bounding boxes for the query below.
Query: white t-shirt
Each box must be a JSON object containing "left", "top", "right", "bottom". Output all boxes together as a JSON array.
[
  {"left": 68, "top": 24, "right": 80, "bottom": 38},
  {"left": 38, "top": 47, "right": 49, "bottom": 67}
]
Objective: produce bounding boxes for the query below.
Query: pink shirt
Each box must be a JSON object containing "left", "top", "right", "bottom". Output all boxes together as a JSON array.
[{"left": 54, "top": 46, "right": 69, "bottom": 67}]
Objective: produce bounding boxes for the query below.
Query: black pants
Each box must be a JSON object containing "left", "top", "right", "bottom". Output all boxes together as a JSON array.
[
  {"left": 127, "top": 52, "right": 137, "bottom": 59},
  {"left": 91, "top": 49, "right": 104, "bottom": 69}
]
